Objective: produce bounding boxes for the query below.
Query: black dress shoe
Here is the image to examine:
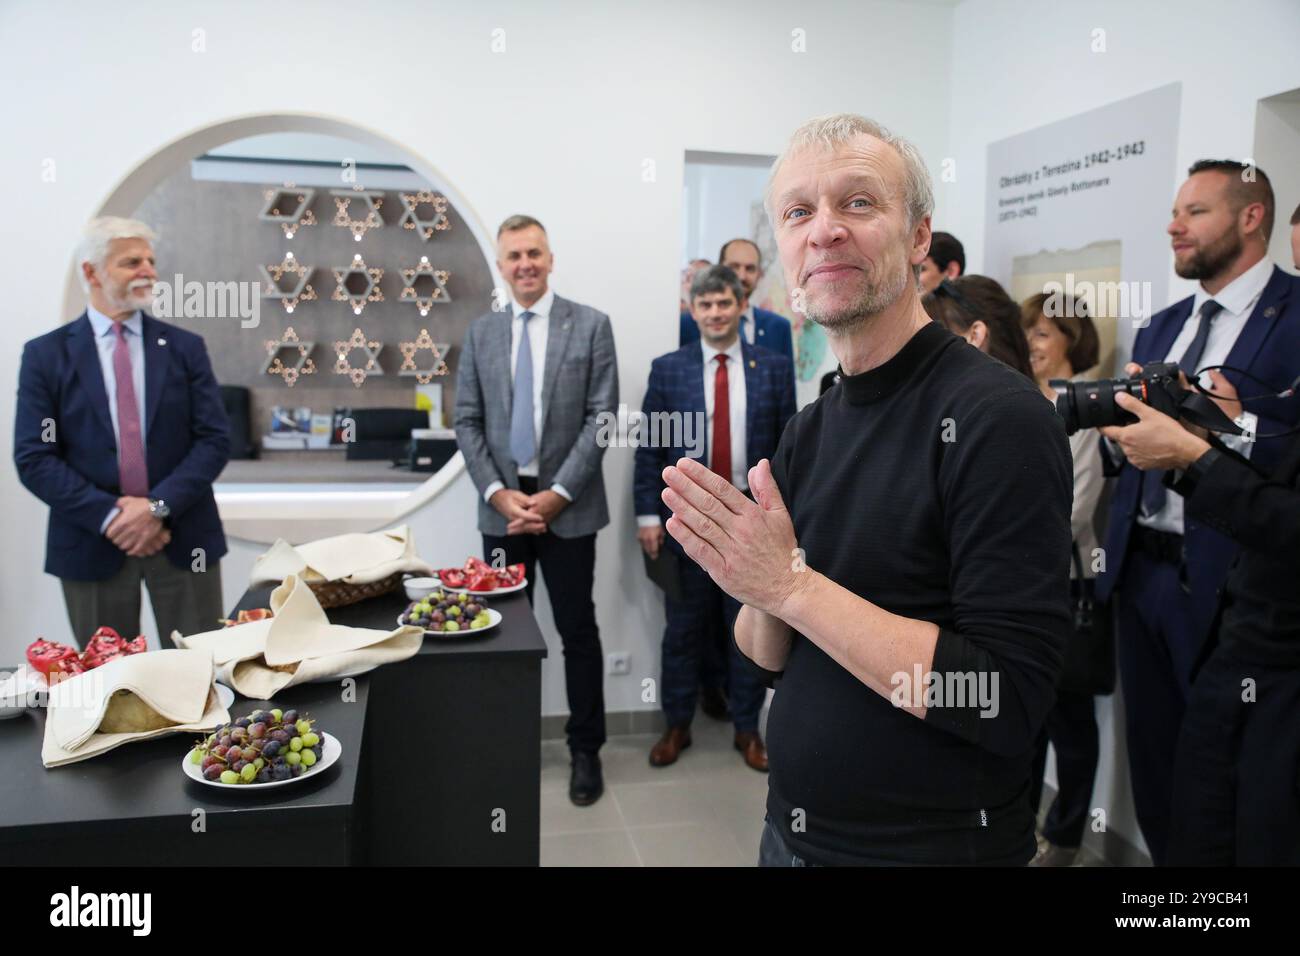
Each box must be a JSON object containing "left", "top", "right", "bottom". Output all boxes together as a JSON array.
[
  {"left": 700, "top": 686, "right": 731, "bottom": 721},
  {"left": 569, "top": 750, "right": 603, "bottom": 806}
]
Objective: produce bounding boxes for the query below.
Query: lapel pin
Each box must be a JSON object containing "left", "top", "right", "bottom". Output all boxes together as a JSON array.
[
  {"left": 1264, "top": 307, "right": 1277, "bottom": 318},
  {"left": 749, "top": 360, "right": 756, "bottom": 368},
  {"left": 157, "top": 338, "right": 167, "bottom": 346}
]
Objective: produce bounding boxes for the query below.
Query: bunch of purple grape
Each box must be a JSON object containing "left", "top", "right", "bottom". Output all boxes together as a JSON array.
[{"left": 189, "top": 708, "right": 325, "bottom": 785}]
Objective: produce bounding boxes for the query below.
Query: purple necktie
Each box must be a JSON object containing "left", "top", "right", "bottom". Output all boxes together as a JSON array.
[{"left": 113, "top": 323, "right": 149, "bottom": 497}]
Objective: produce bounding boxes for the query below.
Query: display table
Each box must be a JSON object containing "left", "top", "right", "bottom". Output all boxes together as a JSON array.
[{"left": 0, "top": 586, "right": 547, "bottom": 866}]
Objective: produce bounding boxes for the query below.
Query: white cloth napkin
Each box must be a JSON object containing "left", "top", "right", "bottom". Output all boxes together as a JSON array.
[
  {"left": 176, "top": 573, "right": 423, "bottom": 699},
  {"left": 41, "top": 648, "right": 228, "bottom": 768},
  {"left": 249, "top": 524, "right": 433, "bottom": 586}
]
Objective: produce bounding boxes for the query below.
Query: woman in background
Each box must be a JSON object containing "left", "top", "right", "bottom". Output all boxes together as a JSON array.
[
  {"left": 922, "top": 275, "right": 1033, "bottom": 378},
  {"left": 1021, "top": 291, "right": 1106, "bottom": 867}
]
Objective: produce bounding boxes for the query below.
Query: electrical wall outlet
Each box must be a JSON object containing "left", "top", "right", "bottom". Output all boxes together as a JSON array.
[{"left": 606, "top": 652, "right": 631, "bottom": 675}]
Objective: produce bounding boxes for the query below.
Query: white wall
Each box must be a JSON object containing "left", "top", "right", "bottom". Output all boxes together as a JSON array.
[
  {"left": 945, "top": 0, "right": 1300, "bottom": 858},
  {"left": 0, "top": 0, "right": 954, "bottom": 721}
]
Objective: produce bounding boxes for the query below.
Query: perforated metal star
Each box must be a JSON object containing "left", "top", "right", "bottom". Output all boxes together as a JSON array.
[
  {"left": 398, "top": 328, "right": 451, "bottom": 384},
  {"left": 331, "top": 253, "right": 384, "bottom": 315},
  {"left": 259, "top": 251, "right": 317, "bottom": 314},
  {"left": 333, "top": 327, "right": 384, "bottom": 388},
  {"left": 397, "top": 190, "right": 451, "bottom": 241},
  {"left": 330, "top": 187, "right": 384, "bottom": 242},
  {"left": 262, "top": 327, "right": 317, "bottom": 388},
  {"left": 259, "top": 183, "right": 317, "bottom": 239},
  {"left": 399, "top": 256, "right": 452, "bottom": 316}
]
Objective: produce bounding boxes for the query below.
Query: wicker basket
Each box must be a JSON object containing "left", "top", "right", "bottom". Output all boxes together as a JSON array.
[{"left": 306, "top": 572, "right": 404, "bottom": 609}]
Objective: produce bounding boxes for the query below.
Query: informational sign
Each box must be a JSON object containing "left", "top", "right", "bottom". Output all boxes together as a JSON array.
[{"left": 984, "top": 83, "right": 1182, "bottom": 372}]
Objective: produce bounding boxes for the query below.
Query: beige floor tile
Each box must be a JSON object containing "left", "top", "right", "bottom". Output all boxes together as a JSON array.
[
  {"left": 541, "top": 829, "right": 642, "bottom": 867},
  {"left": 540, "top": 783, "right": 626, "bottom": 835},
  {"left": 629, "top": 822, "right": 749, "bottom": 867}
]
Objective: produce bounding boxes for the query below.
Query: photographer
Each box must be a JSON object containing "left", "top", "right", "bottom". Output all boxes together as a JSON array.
[
  {"left": 1094, "top": 160, "right": 1300, "bottom": 863},
  {"left": 1100, "top": 387, "right": 1300, "bottom": 864}
]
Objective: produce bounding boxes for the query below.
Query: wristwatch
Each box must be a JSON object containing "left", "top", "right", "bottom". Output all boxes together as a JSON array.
[{"left": 148, "top": 498, "right": 171, "bottom": 520}]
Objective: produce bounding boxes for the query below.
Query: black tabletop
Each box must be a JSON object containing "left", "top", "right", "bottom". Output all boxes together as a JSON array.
[
  {"left": 0, "top": 674, "right": 368, "bottom": 841},
  {"left": 1, "top": 583, "right": 546, "bottom": 844},
  {"left": 233, "top": 585, "right": 549, "bottom": 662}
]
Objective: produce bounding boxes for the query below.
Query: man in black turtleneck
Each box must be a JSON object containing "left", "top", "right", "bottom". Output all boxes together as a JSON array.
[{"left": 659, "top": 113, "right": 1072, "bottom": 866}]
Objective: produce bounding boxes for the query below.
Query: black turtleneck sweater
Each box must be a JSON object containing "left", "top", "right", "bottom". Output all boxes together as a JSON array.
[{"left": 762, "top": 320, "right": 1072, "bottom": 865}]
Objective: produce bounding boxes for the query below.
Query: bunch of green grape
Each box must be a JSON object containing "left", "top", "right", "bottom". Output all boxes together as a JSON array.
[
  {"left": 402, "top": 590, "right": 492, "bottom": 633},
  {"left": 189, "top": 708, "right": 324, "bottom": 784}
]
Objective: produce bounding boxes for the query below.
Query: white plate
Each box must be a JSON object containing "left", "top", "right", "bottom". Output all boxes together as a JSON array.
[
  {"left": 182, "top": 732, "right": 341, "bottom": 790},
  {"left": 214, "top": 682, "right": 235, "bottom": 709},
  {"left": 434, "top": 575, "right": 528, "bottom": 597},
  {"left": 396, "top": 607, "right": 502, "bottom": 637},
  {"left": 0, "top": 667, "right": 49, "bottom": 712}
]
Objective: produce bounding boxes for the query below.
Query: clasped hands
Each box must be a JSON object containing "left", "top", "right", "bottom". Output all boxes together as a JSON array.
[
  {"left": 105, "top": 496, "right": 170, "bottom": 558},
  {"left": 660, "top": 457, "right": 806, "bottom": 617},
  {"left": 1099, "top": 363, "right": 1241, "bottom": 472},
  {"left": 491, "top": 488, "right": 568, "bottom": 535}
]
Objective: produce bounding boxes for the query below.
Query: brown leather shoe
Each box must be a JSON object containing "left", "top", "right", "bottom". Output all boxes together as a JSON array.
[
  {"left": 649, "top": 726, "right": 692, "bottom": 767},
  {"left": 733, "top": 731, "right": 769, "bottom": 772}
]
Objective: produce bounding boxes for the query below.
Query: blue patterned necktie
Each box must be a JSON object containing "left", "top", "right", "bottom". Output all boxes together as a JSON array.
[
  {"left": 1139, "top": 298, "right": 1224, "bottom": 518},
  {"left": 509, "top": 310, "right": 536, "bottom": 466}
]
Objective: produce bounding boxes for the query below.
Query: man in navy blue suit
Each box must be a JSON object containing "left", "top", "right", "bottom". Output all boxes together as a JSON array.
[
  {"left": 680, "top": 239, "right": 794, "bottom": 362},
  {"left": 1095, "top": 161, "right": 1300, "bottom": 864},
  {"left": 14, "top": 217, "right": 230, "bottom": 647},
  {"left": 637, "top": 265, "right": 795, "bottom": 771},
  {"left": 680, "top": 238, "right": 795, "bottom": 718}
]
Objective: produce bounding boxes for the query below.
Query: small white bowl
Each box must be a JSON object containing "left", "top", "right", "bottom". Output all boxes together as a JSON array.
[{"left": 404, "top": 576, "right": 440, "bottom": 601}]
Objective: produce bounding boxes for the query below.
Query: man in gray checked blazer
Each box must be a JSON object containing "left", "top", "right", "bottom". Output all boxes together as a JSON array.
[{"left": 454, "top": 214, "right": 618, "bottom": 806}]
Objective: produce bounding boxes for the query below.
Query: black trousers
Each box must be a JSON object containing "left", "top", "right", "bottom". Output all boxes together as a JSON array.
[
  {"left": 482, "top": 498, "right": 604, "bottom": 755},
  {"left": 1168, "top": 644, "right": 1300, "bottom": 865},
  {"left": 1029, "top": 688, "right": 1100, "bottom": 847},
  {"left": 1113, "top": 549, "right": 1198, "bottom": 865}
]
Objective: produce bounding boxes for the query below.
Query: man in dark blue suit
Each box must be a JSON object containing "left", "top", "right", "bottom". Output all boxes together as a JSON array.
[
  {"left": 680, "top": 239, "right": 794, "bottom": 361},
  {"left": 680, "top": 238, "right": 795, "bottom": 718},
  {"left": 1095, "top": 161, "right": 1300, "bottom": 864},
  {"left": 14, "top": 217, "right": 230, "bottom": 647},
  {"left": 637, "top": 265, "right": 795, "bottom": 771}
]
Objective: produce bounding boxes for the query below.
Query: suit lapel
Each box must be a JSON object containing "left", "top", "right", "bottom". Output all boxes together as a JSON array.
[
  {"left": 67, "top": 313, "right": 115, "bottom": 443},
  {"left": 1223, "top": 265, "right": 1287, "bottom": 377},
  {"left": 141, "top": 314, "right": 170, "bottom": 434},
  {"left": 753, "top": 311, "right": 768, "bottom": 345},
  {"left": 488, "top": 308, "right": 514, "bottom": 415},
  {"left": 540, "top": 295, "right": 574, "bottom": 432},
  {"left": 740, "top": 341, "right": 758, "bottom": 466},
  {"left": 1142, "top": 296, "right": 1194, "bottom": 363},
  {"left": 685, "top": 344, "right": 706, "bottom": 462}
]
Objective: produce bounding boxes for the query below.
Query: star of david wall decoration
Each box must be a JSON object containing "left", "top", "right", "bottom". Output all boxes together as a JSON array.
[
  {"left": 259, "top": 184, "right": 316, "bottom": 239},
  {"left": 331, "top": 254, "right": 384, "bottom": 315},
  {"left": 397, "top": 190, "right": 451, "bottom": 241},
  {"left": 399, "top": 256, "right": 452, "bottom": 316},
  {"left": 259, "top": 251, "right": 317, "bottom": 314},
  {"left": 331, "top": 188, "right": 384, "bottom": 242},
  {"left": 262, "top": 327, "right": 317, "bottom": 388},
  {"left": 398, "top": 328, "right": 451, "bottom": 384},
  {"left": 333, "top": 327, "right": 384, "bottom": 388}
]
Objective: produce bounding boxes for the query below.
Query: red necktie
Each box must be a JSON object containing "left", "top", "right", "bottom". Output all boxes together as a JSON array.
[
  {"left": 710, "top": 354, "right": 732, "bottom": 483},
  {"left": 113, "top": 323, "right": 149, "bottom": 497}
]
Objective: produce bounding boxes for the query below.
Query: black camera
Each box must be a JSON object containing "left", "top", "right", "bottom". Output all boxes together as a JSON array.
[{"left": 1051, "top": 361, "right": 1241, "bottom": 436}]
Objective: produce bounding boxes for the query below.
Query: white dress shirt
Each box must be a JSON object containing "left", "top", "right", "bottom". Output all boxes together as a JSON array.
[
  {"left": 740, "top": 304, "right": 756, "bottom": 345},
  {"left": 86, "top": 305, "right": 147, "bottom": 533},
  {"left": 638, "top": 335, "right": 748, "bottom": 528},
  {"left": 1138, "top": 255, "right": 1271, "bottom": 534},
  {"left": 481, "top": 287, "right": 572, "bottom": 504}
]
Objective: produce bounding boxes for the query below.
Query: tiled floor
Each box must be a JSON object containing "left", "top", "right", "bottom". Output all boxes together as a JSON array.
[
  {"left": 540, "top": 717, "right": 769, "bottom": 867},
  {"left": 540, "top": 718, "right": 1118, "bottom": 866}
]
